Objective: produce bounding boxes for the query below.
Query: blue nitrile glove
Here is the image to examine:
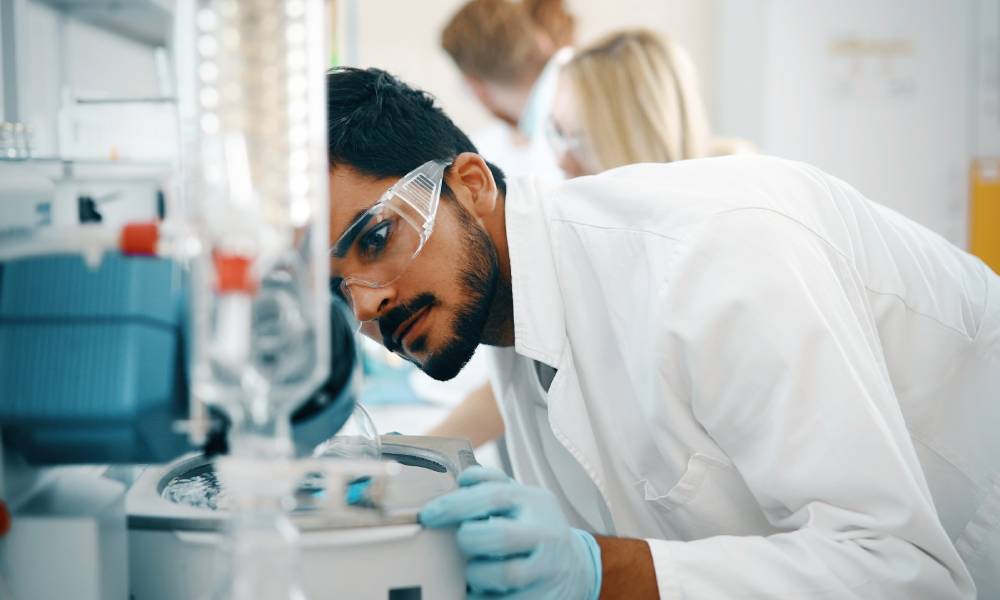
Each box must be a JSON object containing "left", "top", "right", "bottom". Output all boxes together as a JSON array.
[{"left": 419, "top": 466, "right": 602, "bottom": 600}]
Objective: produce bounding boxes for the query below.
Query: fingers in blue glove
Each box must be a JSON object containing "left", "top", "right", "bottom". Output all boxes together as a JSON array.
[
  {"left": 420, "top": 471, "right": 603, "bottom": 600},
  {"left": 419, "top": 481, "right": 521, "bottom": 528},
  {"left": 467, "top": 555, "right": 547, "bottom": 595},
  {"left": 468, "top": 587, "right": 543, "bottom": 600},
  {"left": 456, "top": 465, "right": 511, "bottom": 487},
  {"left": 455, "top": 517, "right": 541, "bottom": 557}
]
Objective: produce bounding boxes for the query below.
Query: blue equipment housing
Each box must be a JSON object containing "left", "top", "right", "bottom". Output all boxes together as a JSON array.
[{"left": 0, "top": 254, "right": 356, "bottom": 465}]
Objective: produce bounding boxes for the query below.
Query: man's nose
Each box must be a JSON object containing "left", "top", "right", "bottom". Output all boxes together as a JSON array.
[{"left": 346, "top": 282, "right": 394, "bottom": 324}]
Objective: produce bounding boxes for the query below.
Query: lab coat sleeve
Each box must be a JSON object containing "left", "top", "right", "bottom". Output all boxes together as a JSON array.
[{"left": 649, "top": 209, "right": 975, "bottom": 599}]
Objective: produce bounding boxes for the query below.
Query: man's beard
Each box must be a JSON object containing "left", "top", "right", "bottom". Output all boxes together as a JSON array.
[{"left": 377, "top": 206, "right": 500, "bottom": 381}]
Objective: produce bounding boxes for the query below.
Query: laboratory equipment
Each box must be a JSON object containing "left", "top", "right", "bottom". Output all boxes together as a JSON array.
[
  {"left": 58, "top": 98, "right": 177, "bottom": 162},
  {"left": 0, "top": 246, "right": 362, "bottom": 599},
  {"left": 0, "top": 0, "right": 474, "bottom": 597},
  {"left": 128, "top": 435, "right": 474, "bottom": 600},
  {"left": 0, "top": 122, "right": 33, "bottom": 159}
]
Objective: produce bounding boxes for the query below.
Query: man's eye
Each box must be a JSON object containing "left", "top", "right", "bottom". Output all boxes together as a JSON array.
[{"left": 358, "top": 220, "right": 392, "bottom": 259}]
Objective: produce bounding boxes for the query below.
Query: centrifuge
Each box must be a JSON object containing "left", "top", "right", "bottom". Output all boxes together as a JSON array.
[{"left": 127, "top": 435, "right": 475, "bottom": 600}]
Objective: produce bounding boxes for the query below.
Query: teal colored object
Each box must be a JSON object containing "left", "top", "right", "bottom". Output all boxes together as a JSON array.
[
  {"left": 359, "top": 349, "right": 426, "bottom": 406},
  {"left": 0, "top": 254, "right": 192, "bottom": 464},
  {"left": 0, "top": 254, "right": 360, "bottom": 465},
  {"left": 345, "top": 476, "right": 374, "bottom": 507}
]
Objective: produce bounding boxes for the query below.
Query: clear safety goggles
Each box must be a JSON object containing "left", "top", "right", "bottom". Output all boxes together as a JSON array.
[{"left": 330, "top": 159, "right": 451, "bottom": 314}]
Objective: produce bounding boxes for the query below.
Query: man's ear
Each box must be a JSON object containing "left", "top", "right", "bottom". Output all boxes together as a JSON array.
[{"left": 448, "top": 152, "right": 498, "bottom": 220}]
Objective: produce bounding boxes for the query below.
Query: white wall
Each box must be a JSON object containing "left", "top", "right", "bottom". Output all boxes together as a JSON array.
[
  {"left": 342, "top": 0, "right": 716, "bottom": 135},
  {"left": 13, "top": 0, "right": 162, "bottom": 156},
  {"left": 16, "top": 0, "right": 62, "bottom": 155},
  {"left": 974, "top": 0, "right": 1000, "bottom": 157},
  {"left": 713, "top": 0, "right": 976, "bottom": 247},
  {"left": 64, "top": 15, "right": 161, "bottom": 98},
  {"left": 0, "top": 3, "right": 5, "bottom": 119}
]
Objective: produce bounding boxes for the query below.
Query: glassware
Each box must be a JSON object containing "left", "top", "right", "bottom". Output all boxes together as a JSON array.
[
  {"left": 173, "top": 0, "right": 331, "bottom": 597},
  {"left": 0, "top": 123, "right": 14, "bottom": 159},
  {"left": 314, "top": 403, "right": 382, "bottom": 461},
  {"left": 12, "top": 123, "right": 26, "bottom": 158},
  {"left": 208, "top": 451, "right": 308, "bottom": 600}
]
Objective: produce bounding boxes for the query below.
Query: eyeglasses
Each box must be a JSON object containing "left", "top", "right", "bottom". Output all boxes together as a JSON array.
[
  {"left": 330, "top": 159, "right": 451, "bottom": 314},
  {"left": 544, "top": 117, "right": 590, "bottom": 160}
]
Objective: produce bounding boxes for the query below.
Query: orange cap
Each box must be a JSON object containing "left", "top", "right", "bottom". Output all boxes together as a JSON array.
[
  {"left": 214, "top": 254, "right": 256, "bottom": 294},
  {"left": 120, "top": 222, "right": 159, "bottom": 256},
  {"left": 0, "top": 500, "right": 10, "bottom": 537}
]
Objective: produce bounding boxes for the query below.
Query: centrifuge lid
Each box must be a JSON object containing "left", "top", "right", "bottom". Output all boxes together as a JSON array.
[{"left": 126, "top": 435, "right": 477, "bottom": 532}]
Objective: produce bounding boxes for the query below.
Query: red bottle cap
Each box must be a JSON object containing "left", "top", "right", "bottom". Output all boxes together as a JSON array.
[
  {"left": 120, "top": 222, "right": 159, "bottom": 256},
  {"left": 214, "top": 254, "right": 256, "bottom": 293},
  {"left": 0, "top": 500, "right": 11, "bottom": 537}
]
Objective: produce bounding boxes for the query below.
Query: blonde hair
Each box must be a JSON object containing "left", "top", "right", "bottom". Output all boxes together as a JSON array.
[
  {"left": 441, "top": 0, "right": 574, "bottom": 84},
  {"left": 563, "top": 29, "right": 742, "bottom": 170}
]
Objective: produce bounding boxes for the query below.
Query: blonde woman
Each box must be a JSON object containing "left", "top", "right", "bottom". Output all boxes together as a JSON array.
[{"left": 549, "top": 28, "right": 752, "bottom": 177}]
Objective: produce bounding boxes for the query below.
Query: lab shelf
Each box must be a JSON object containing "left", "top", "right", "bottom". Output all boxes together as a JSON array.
[
  {"left": 33, "top": 0, "right": 173, "bottom": 47},
  {"left": 0, "top": 156, "right": 172, "bottom": 180}
]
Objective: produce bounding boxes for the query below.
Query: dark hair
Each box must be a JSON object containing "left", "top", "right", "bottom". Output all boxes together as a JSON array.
[{"left": 326, "top": 67, "right": 506, "bottom": 197}]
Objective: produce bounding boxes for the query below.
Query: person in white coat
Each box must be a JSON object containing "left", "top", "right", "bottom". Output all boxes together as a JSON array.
[
  {"left": 429, "top": 28, "right": 757, "bottom": 448},
  {"left": 441, "top": 0, "right": 574, "bottom": 182},
  {"left": 326, "top": 67, "right": 999, "bottom": 598},
  {"left": 427, "top": 0, "right": 575, "bottom": 450}
]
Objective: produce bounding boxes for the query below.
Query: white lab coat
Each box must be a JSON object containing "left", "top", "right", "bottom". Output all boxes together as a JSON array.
[{"left": 487, "top": 155, "right": 1000, "bottom": 598}]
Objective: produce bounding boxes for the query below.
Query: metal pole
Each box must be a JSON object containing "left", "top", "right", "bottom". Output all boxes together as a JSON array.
[{"left": 0, "top": 0, "right": 18, "bottom": 123}]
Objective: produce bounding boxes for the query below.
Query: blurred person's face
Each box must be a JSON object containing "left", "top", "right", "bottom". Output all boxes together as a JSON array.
[
  {"left": 329, "top": 154, "right": 509, "bottom": 381},
  {"left": 464, "top": 75, "right": 529, "bottom": 129},
  {"left": 549, "top": 74, "right": 601, "bottom": 177}
]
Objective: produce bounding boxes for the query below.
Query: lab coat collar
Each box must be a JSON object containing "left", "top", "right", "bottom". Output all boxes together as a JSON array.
[
  {"left": 503, "top": 177, "right": 621, "bottom": 524},
  {"left": 503, "top": 177, "right": 567, "bottom": 369}
]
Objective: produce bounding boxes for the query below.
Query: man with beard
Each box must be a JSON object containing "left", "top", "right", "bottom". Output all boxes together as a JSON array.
[{"left": 327, "top": 67, "right": 999, "bottom": 599}]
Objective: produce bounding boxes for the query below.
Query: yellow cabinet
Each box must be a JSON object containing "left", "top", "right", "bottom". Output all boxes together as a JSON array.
[{"left": 971, "top": 159, "right": 1000, "bottom": 274}]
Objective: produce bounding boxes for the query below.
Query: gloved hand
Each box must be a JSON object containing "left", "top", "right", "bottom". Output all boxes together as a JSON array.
[{"left": 419, "top": 466, "right": 602, "bottom": 599}]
